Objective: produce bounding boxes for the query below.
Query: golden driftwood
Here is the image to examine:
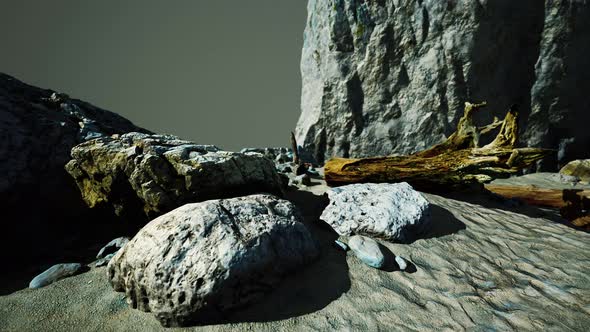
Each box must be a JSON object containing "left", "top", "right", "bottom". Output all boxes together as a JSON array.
[{"left": 324, "top": 102, "right": 552, "bottom": 190}]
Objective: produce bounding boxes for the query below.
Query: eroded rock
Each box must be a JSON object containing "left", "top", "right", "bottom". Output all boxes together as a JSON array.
[
  {"left": 107, "top": 194, "right": 319, "bottom": 327},
  {"left": 66, "top": 133, "right": 284, "bottom": 221},
  {"left": 321, "top": 182, "right": 431, "bottom": 242}
]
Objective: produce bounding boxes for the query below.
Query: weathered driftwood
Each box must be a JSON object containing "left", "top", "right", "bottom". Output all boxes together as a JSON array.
[
  {"left": 290, "top": 131, "right": 300, "bottom": 165},
  {"left": 324, "top": 102, "right": 552, "bottom": 189},
  {"left": 484, "top": 184, "right": 590, "bottom": 209}
]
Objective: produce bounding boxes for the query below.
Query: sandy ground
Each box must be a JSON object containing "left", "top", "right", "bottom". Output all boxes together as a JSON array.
[{"left": 1, "top": 176, "right": 589, "bottom": 331}]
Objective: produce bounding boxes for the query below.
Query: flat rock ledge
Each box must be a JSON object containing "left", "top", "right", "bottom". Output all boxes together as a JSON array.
[
  {"left": 320, "top": 182, "right": 431, "bottom": 242},
  {"left": 65, "top": 133, "right": 284, "bottom": 221},
  {"left": 107, "top": 194, "right": 319, "bottom": 327}
]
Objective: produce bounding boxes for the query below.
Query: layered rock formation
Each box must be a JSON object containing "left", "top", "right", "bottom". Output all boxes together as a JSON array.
[
  {"left": 66, "top": 133, "right": 284, "bottom": 221},
  {"left": 296, "top": 0, "right": 590, "bottom": 169},
  {"left": 107, "top": 194, "right": 319, "bottom": 327}
]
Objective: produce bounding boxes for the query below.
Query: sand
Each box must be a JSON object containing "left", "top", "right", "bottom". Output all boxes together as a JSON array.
[{"left": 1, "top": 177, "right": 589, "bottom": 331}]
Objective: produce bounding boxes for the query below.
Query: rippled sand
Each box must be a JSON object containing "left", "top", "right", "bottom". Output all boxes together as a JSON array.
[{"left": 1, "top": 179, "right": 589, "bottom": 331}]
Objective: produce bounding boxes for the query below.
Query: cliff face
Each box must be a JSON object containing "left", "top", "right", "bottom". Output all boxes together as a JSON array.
[{"left": 296, "top": 0, "right": 590, "bottom": 169}]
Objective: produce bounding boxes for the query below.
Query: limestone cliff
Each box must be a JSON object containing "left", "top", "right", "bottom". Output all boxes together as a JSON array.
[{"left": 296, "top": 0, "right": 590, "bottom": 169}]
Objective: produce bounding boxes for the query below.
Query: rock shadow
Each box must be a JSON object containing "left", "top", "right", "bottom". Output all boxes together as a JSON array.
[
  {"left": 0, "top": 207, "right": 140, "bottom": 295},
  {"left": 405, "top": 203, "right": 466, "bottom": 244},
  {"left": 378, "top": 244, "right": 418, "bottom": 274},
  {"left": 225, "top": 189, "right": 351, "bottom": 324}
]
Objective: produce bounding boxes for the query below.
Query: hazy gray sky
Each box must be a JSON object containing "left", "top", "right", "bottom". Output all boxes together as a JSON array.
[{"left": 0, "top": 1, "right": 307, "bottom": 150}]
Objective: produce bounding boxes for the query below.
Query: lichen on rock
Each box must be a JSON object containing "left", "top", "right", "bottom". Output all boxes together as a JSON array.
[{"left": 65, "top": 132, "right": 284, "bottom": 221}]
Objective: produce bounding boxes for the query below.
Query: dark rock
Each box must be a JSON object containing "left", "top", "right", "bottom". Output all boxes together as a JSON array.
[
  {"left": 296, "top": 1, "right": 590, "bottom": 169},
  {"left": 0, "top": 73, "right": 150, "bottom": 264},
  {"left": 107, "top": 194, "right": 319, "bottom": 327}
]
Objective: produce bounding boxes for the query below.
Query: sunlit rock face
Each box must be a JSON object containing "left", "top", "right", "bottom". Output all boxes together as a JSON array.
[{"left": 296, "top": 0, "right": 590, "bottom": 169}]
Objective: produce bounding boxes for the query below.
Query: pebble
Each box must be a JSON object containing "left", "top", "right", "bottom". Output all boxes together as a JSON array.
[
  {"left": 97, "top": 237, "right": 130, "bottom": 259},
  {"left": 334, "top": 240, "right": 349, "bottom": 251},
  {"left": 348, "top": 235, "right": 385, "bottom": 269},
  {"left": 294, "top": 173, "right": 311, "bottom": 186},
  {"left": 395, "top": 256, "right": 408, "bottom": 270},
  {"left": 95, "top": 253, "right": 116, "bottom": 267},
  {"left": 29, "top": 263, "right": 83, "bottom": 289}
]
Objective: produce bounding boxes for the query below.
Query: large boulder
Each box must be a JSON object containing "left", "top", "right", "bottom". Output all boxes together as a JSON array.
[
  {"left": 320, "top": 182, "right": 430, "bottom": 242},
  {"left": 65, "top": 133, "right": 284, "bottom": 221},
  {"left": 107, "top": 194, "right": 319, "bottom": 327},
  {"left": 296, "top": 0, "right": 590, "bottom": 169}
]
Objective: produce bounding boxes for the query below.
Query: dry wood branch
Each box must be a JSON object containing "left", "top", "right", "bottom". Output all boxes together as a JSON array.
[{"left": 324, "top": 102, "right": 552, "bottom": 189}]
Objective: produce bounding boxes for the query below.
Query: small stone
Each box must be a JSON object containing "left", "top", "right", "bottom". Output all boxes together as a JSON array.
[
  {"left": 395, "top": 256, "right": 408, "bottom": 271},
  {"left": 334, "top": 240, "right": 349, "bottom": 251},
  {"left": 29, "top": 263, "right": 83, "bottom": 289},
  {"left": 95, "top": 253, "right": 116, "bottom": 267},
  {"left": 275, "top": 153, "right": 290, "bottom": 163},
  {"left": 276, "top": 163, "right": 293, "bottom": 173},
  {"left": 97, "top": 237, "right": 130, "bottom": 259},
  {"left": 307, "top": 167, "right": 320, "bottom": 177},
  {"left": 348, "top": 235, "right": 385, "bottom": 269},
  {"left": 294, "top": 174, "right": 311, "bottom": 186}
]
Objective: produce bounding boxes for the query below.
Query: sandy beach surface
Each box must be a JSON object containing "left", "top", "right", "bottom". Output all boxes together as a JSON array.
[{"left": 1, "top": 177, "right": 589, "bottom": 331}]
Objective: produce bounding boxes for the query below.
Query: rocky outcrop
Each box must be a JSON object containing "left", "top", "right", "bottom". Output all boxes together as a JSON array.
[
  {"left": 107, "top": 194, "right": 319, "bottom": 327},
  {"left": 296, "top": 0, "right": 590, "bottom": 169},
  {"left": 0, "top": 73, "right": 150, "bottom": 264},
  {"left": 320, "top": 182, "right": 430, "bottom": 242},
  {"left": 0, "top": 73, "right": 150, "bottom": 216},
  {"left": 66, "top": 133, "right": 284, "bottom": 221}
]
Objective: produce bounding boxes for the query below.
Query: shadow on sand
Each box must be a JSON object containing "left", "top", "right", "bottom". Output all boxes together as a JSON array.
[{"left": 0, "top": 208, "right": 138, "bottom": 296}]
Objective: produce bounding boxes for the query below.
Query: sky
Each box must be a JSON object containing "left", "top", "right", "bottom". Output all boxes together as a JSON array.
[{"left": 0, "top": 1, "right": 307, "bottom": 151}]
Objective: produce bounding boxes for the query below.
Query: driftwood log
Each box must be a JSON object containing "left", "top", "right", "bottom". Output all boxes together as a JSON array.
[
  {"left": 484, "top": 185, "right": 590, "bottom": 209},
  {"left": 324, "top": 102, "right": 552, "bottom": 190}
]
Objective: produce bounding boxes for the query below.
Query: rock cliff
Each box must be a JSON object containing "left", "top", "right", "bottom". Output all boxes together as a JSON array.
[{"left": 296, "top": 0, "right": 590, "bottom": 169}]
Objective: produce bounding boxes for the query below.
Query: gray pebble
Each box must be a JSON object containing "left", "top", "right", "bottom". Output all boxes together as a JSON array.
[
  {"left": 348, "top": 235, "right": 385, "bottom": 269},
  {"left": 95, "top": 253, "right": 116, "bottom": 267},
  {"left": 97, "top": 237, "right": 130, "bottom": 259},
  {"left": 395, "top": 256, "right": 408, "bottom": 270},
  {"left": 29, "top": 263, "right": 83, "bottom": 289},
  {"left": 334, "top": 240, "right": 349, "bottom": 251}
]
